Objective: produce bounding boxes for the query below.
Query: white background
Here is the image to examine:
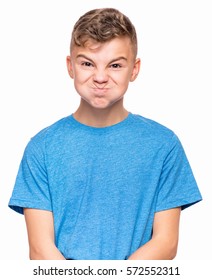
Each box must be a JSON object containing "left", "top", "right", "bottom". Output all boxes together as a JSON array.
[{"left": 0, "top": 0, "right": 211, "bottom": 260}]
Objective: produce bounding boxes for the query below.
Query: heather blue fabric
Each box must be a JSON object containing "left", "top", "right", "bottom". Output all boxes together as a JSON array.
[{"left": 8, "top": 113, "right": 202, "bottom": 259}]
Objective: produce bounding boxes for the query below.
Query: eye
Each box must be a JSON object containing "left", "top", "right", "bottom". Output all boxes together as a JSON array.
[
  {"left": 82, "top": 61, "right": 93, "bottom": 67},
  {"left": 110, "top": 63, "right": 122, "bottom": 69}
]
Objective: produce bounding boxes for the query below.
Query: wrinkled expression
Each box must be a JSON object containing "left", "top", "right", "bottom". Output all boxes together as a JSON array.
[{"left": 67, "top": 37, "right": 140, "bottom": 109}]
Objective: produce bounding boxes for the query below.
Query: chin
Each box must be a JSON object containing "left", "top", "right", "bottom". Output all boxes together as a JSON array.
[
  {"left": 92, "top": 99, "right": 122, "bottom": 109},
  {"left": 82, "top": 96, "right": 122, "bottom": 110},
  {"left": 92, "top": 105, "right": 111, "bottom": 110},
  {"left": 90, "top": 101, "right": 112, "bottom": 109}
]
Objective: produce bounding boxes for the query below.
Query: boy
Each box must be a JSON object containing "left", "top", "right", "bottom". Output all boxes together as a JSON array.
[{"left": 8, "top": 8, "right": 202, "bottom": 260}]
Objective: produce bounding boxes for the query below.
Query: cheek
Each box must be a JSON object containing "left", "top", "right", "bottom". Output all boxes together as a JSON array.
[
  {"left": 114, "top": 72, "right": 131, "bottom": 86},
  {"left": 75, "top": 68, "right": 92, "bottom": 83},
  {"left": 73, "top": 72, "right": 91, "bottom": 92}
]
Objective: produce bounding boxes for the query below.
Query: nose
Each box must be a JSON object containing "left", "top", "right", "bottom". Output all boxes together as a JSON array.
[{"left": 93, "top": 68, "right": 108, "bottom": 84}]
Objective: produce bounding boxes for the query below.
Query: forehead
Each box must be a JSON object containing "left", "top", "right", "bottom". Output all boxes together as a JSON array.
[{"left": 71, "top": 37, "right": 135, "bottom": 60}]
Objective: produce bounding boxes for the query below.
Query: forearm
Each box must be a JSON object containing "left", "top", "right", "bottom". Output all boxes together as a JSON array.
[
  {"left": 29, "top": 240, "right": 66, "bottom": 260},
  {"left": 127, "top": 236, "right": 178, "bottom": 260},
  {"left": 24, "top": 209, "right": 66, "bottom": 260}
]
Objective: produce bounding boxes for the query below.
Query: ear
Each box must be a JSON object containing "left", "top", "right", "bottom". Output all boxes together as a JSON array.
[
  {"left": 130, "top": 58, "right": 141, "bottom": 82},
  {"left": 66, "top": 56, "right": 74, "bottom": 79}
]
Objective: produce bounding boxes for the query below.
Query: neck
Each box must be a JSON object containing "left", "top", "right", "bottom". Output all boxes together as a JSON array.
[{"left": 73, "top": 99, "right": 129, "bottom": 128}]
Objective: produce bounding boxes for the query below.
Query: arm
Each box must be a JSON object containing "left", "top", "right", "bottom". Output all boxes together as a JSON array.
[
  {"left": 24, "top": 208, "right": 66, "bottom": 260},
  {"left": 128, "top": 207, "right": 181, "bottom": 260}
]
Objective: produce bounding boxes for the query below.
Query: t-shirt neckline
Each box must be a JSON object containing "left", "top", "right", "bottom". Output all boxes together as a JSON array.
[{"left": 69, "top": 112, "right": 132, "bottom": 131}]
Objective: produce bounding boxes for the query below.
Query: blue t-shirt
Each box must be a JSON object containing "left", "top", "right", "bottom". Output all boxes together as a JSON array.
[{"left": 8, "top": 113, "right": 202, "bottom": 259}]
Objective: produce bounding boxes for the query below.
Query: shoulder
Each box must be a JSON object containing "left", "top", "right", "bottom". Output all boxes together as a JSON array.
[
  {"left": 128, "top": 113, "right": 184, "bottom": 156},
  {"left": 25, "top": 115, "right": 73, "bottom": 153},
  {"left": 130, "top": 113, "right": 178, "bottom": 143}
]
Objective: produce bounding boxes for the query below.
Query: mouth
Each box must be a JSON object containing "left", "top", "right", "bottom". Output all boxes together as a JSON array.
[{"left": 93, "top": 87, "right": 108, "bottom": 96}]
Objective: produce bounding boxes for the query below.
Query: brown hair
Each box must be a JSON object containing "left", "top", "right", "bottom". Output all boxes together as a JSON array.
[{"left": 70, "top": 8, "right": 138, "bottom": 57}]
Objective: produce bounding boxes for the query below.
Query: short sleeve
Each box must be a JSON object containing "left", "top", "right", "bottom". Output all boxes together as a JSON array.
[
  {"left": 8, "top": 138, "right": 52, "bottom": 214},
  {"left": 156, "top": 134, "right": 202, "bottom": 212}
]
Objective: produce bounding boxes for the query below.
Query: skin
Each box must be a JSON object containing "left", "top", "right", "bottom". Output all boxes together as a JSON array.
[
  {"left": 24, "top": 208, "right": 65, "bottom": 260},
  {"left": 66, "top": 37, "right": 140, "bottom": 127},
  {"left": 24, "top": 36, "right": 181, "bottom": 260},
  {"left": 128, "top": 208, "right": 181, "bottom": 259}
]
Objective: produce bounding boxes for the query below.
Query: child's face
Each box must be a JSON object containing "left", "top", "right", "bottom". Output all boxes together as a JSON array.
[{"left": 67, "top": 37, "right": 140, "bottom": 110}]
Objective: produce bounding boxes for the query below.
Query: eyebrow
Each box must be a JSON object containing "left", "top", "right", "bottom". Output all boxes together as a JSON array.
[{"left": 76, "top": 54, "right": 128, "bottom": 64}]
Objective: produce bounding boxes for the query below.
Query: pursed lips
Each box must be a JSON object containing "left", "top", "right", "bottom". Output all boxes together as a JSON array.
[{"left": 92, "top": 87, "right": 109, "bottom": 96}]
